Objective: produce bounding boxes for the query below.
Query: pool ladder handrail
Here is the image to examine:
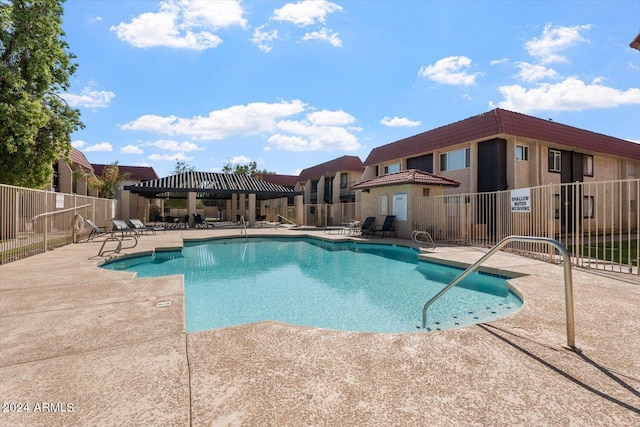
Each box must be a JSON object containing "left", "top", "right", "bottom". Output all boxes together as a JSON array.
[
  {"left": 421, "top": 235, "right": 577, "bottom": 350},
  {"left": 240, "top": 215, "right": 247, "bottom": 239},
  {"left": 275, "top": 214, "right": 299, "bottom": 227}
]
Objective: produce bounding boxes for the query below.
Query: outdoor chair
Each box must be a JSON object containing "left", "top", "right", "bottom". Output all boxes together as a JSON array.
[
  {"left": 111, "top": 219, "right": 140, "bottom": 237},
  {"left": 84, "top": 218, "right": 110, "bottom": 241},
  {"left": 372, "top": 215, "right": 397, "bottom": 238},
  {"left": 128, "top": 218, "right": 165, "bottom": 234},
  {"left": 193, "top": 214, "right": 213, "bottom": 229},
  {"left": 359, "top": 216, "right": 376, "bottom": 236},
  {"left": 342, "top": 220, "right": 361, "bottom": 235}
]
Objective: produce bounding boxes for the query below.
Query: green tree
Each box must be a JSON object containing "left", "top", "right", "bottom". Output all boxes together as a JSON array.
[
  {"left": 222, "top": 159, "right": 274, "bottom": 176},
  {"left": 173, "top": 160, "right": 195, "bottom": 175},
  {"left": 87, "top": 162, "right": 131, "bottom": 199},
  {"left": 0, "top": 0, "right": 83, "bottom": 188}
]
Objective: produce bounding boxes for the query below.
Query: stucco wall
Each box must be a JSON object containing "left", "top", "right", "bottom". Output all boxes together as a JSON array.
[{"left": 358, "top": 184, "right": 448, "bottom": 239}]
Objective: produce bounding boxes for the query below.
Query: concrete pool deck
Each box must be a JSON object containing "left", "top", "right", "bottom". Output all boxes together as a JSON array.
[{"left": 0, "top": 227, "right": 638, "bottom": 426}]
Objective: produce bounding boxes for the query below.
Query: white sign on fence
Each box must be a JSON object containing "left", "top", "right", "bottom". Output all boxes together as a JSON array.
[
  {"left": 511, "top": 188, "right": 531, "bottom": 212},
  {"left": 56, "top": 194, "right": 65, "bottom": 209}
]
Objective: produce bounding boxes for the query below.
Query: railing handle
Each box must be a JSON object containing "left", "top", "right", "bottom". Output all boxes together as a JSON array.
[{"left": 421, "top": 236, "right": 576, "bottom": 350}]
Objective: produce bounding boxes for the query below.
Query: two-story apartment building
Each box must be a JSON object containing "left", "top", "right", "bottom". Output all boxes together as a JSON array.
[
  {"left": 296, "top": 155, "right": 364, "bottom": 205},
  {"left": 361, "top": 108, "right": 639, "bottom": 238},
  {"left": 363, "top": 108, "right": 640, "bottom": 194},
  {"left": 50, "top": 147, "right": 98, "bottom": 197}
]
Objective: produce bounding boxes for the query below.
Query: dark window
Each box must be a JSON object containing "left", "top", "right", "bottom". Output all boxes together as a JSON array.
[
  {"left": 52, "top": 162, "right": 60, "bottom": 192},
  {"left": 583, "top": 195, "right": 594, "bottom": 218},
  {"left": 516, "top": 145, "right": 529, "bottom": 161},
  {"left": 583, "top": 155, "right": 594, "bottom": 176},
  {"left": 340, "top": 173, "right": 348, "bottom": 188},
  {"left": 548, "top": 149, "right": 561, "bottom": 172},
  {"left": 407, "top": 154, "right": 433, "bottom": 173}
]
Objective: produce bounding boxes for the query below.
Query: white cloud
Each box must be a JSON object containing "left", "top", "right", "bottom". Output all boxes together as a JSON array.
[
  {"left": 302, "top": 27, "right": 342, "bottom": 47},
  {"left": 71, "top": 140, "right": 85, "bottom": 149},
  {"left": 491, "top": 58, "right": 508, "bottom": 66},
  {"left": 122, "top": 100, "right": 307, "bottom": 140},
  {"left": 123, "top": 100, "right": 361, "bottom": 153},
  {"left": 418, "top": 56, "right": 480, "bottom": 86},
  {"left": 496, "top": 77, "right": 640, "bottom": 112},
  {"left": 88, "top": 16, "right": 103, "bottom": 24},
  {"left": 61, "top": 84, "right": 115, "bottom": 108},
  {"left": 121, "top": 145, "right": 143, "bottom": 154},
  {"left": 270, "top": 119, "right": 361, "bottom": 152},
  {"left": 516, "top": 62, "right": 559, "bottom": 83},
  {"left": 307, "top": 109, "right": 354, "bottom": 125},
  {"left": 133, "top": 162, "right": 152, "bottom": 167},
  {"left": 380, "top": 116, "right": 421, "bottom": 127},
  {"left": 152, "top": 140, "right": 203, "bottom": 152},
  {"left": 251, "top": 25, "right": 279, "bottom": 52},
  {"left": 272, "top": 0, "right": 342, "bottom": 27},
  {"left": 110, "top": 0, "right": 246, "bottom": 50},
  {"left": 629, "top": 62, "right": 640, "bottom": 71},
  {"left": 83, "top": 142, "right": 113, "bottom": 152},
  {"left": 148, "top": 153, "right": 193, "bottom": 162},
  {"left": 227, "top": 155, "right": 253, "bottom": 165},
  {"left": 525, "top": 23, "right": 591, "bottom": 64}
]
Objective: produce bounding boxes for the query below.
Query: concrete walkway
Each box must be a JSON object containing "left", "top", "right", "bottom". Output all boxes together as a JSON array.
[{"left": 1, "top": 228, "right": 638, "bottom": 426}]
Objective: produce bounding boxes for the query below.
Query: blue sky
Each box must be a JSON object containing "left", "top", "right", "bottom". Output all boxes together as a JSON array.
[{"left": 60, "top": 0, "right": 640, "bottom": 178}]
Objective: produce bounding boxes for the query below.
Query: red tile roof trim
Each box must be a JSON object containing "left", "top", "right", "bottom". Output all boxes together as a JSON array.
[
  {"left": 364, "top": 108, "right": 640, "bottom": 165},
  {"left": 92, "top": 164, "right": 159, "bottom": 181},
  {"left": 631, "top": 32, "right": 640, "bottom": 51},
  {"left": 258, "top": 174, "right": 298, "bottom": 187},
  {"left": 70, "top": 148, "right": 93, "bottom": 171},
  {"left": 350, "top": 169, "right": 460, "bottom": 190},
  {"left": 298, "top": 155, "right": 364, "bottom": 182}
]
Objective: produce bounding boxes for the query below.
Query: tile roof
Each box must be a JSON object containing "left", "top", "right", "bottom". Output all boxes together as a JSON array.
[
  {"left": 125, "top": 171, "right": 298, "bottom": 200},
  {"left": 70, "top": 148, "right": 93, "bottom": 171},
  {"left": 92, "top": 164, "right": 159, "bottom": 182},
  {"left": 256, "top": 173, "right": 298, "bottom": 188},
  {"left": 298, "top": 155, "right": 364, "bottom": 182},
  {"left": 364, "top": 108, "right": 640, "bottom": 165},
  {"left": 350, "top": 169, "right": 460, "bottom": 190},
  {"left": 631, "top": 32, "right": 640, "bottom": 50}
]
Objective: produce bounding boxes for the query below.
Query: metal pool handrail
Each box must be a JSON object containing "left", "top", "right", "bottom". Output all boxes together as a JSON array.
[
  {"left": 421, "top": 235, "right": 577, "bottom": 350},
  {"left": 240, "top": 215, "right": 247, "bottom": 239}
]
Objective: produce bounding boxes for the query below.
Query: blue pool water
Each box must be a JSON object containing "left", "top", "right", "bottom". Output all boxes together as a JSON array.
[{"left": 102, "top": 237, "right": 522, "bottom": 333}]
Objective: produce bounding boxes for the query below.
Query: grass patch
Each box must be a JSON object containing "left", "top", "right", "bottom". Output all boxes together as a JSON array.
[
  {"left": 571, "top": 239, "right": 638, "bottom": 266},
  {"left": 0, "top": 236, "right": 72, "bottom": 264}
]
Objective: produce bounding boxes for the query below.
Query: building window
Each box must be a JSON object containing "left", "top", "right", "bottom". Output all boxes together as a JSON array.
[
  {"left": 310, "top": 180, "right": 318, "bottom": 192},
  {"left": 340, "top": 173, "right": 348, "bottom": 188},
  {"left": 384, "top": 163, "right": 400, "bottom": 174},
  {"left": 440, "top": 148, "right": 470, "bottom": 172},
  {"left": 422, "top": 188, "right": 430, "bottom": 197},
  {"left": 583, "top": 196, "right": 594, "bottom": 218},
  {"left": 583, "top": 155, "right": 594, "bottom": 177},
  {"left": 549, "top": 149, "right": 561, "bottom": 173},
  {"left": 516, "top": 145, "right": 529, "bottom": 161}
]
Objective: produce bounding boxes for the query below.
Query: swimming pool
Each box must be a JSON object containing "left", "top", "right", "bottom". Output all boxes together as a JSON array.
[{"left": 102, "top": 237, "right": 522, "bottom": 333}]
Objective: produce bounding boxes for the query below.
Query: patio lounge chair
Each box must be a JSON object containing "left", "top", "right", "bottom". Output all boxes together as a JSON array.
[
  {"left": 193, "top": 214, "right": 213, "bottom": 229},
  {"left": 372, "top": 215, "right": 397, "bottom": 238},
  {"left": 84, "top": 218, "right": 110, "bottom": 241},
  {"left": 359, "top": 216, "right": 376, "bottom": 236},
  {"left": 111, "top": 219, "right": 140, "bottom": 237},
  {"left": 342, "top": 220, "right": 361, "bottom": 235},
  {"left": 128, "top": 218, "right": 165, "bottom": 234}
]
